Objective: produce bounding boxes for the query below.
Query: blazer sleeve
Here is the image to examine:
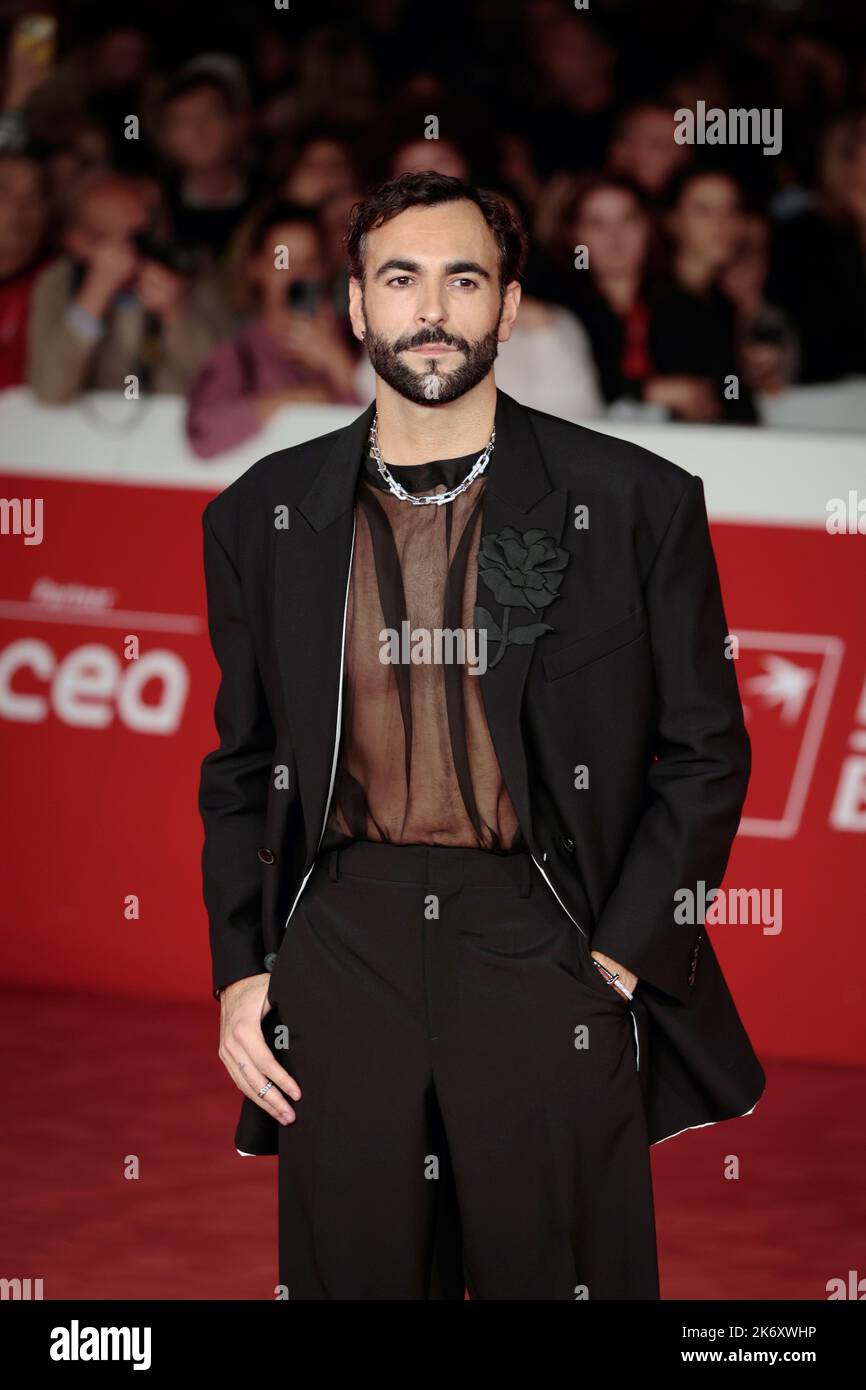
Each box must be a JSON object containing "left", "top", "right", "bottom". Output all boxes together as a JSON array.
[
  {"left": 199, "top": 503, "right": 276, "bottom": 1000},
  {"left": 589, "top": 473, "right": 751, "bottom": 1004}
]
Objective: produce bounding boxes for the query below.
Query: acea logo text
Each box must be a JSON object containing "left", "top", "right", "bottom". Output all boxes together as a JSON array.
[{"left": 0, "top": 578, "right": 197, "bottom": 734}]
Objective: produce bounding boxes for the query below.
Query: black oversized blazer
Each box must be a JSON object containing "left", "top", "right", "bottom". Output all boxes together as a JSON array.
[{"left": 199, "top": 387, "right": 766, "bottom": 1152}]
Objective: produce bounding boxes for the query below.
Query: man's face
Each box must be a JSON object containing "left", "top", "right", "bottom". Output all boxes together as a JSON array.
[
  {"left": 161, "top": 87, "right": 240, "bottom": 173},
  {"left": 65, "top": 182, "right": 150, "bottom": 266},
  {"left": 670, "top": 175, "right": 743, "bottom": 269},
  {"left": 249, "top": 221, "right": 324, "bottom": 300},
  {"left": 574, "top": 187, "right": 649, "bottom": 278},
  {"left": 348, "top": 199, "right": 520, "bottom": 405}
]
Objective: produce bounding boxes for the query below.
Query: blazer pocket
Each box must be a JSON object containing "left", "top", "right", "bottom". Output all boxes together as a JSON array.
[{"left": 542, "top": 606, "right": 647, "bottom": 682}]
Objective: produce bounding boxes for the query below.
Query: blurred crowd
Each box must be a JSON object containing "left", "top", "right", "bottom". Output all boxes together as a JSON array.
[{"left": 1, "top": 0, "right": 865, "bottom": 456}]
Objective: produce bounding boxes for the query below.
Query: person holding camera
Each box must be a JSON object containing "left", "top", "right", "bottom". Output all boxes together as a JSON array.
[
  {"left": 186, "top": 199, "right": 362, "bottom": 459},
  {"left": 26, "top": 170, "right": 232, "bottom": 403}
]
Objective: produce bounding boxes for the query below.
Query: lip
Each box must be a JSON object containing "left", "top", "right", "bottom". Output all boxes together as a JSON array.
[{"left": 407, "top": 344, "right": 458, "bottom": 355}]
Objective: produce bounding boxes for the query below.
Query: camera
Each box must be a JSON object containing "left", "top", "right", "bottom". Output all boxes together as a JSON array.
[
  {"left": 285, "top": 279, "right": 323, "bottom": 315},
  {"left": 132, "top": 232, "right": 199, "bottom": 278}
]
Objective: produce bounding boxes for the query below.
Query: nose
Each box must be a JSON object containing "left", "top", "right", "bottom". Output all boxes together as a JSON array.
[{"left": 416, "top": 289, "right": 447, "bottom": 329}]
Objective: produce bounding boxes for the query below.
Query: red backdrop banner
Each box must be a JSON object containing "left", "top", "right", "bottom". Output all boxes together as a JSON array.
[{"left": 1, "top": 471, "right": 863, "bottom": 1067}]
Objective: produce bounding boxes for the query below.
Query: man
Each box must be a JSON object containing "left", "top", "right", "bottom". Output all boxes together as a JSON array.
[
  {"left": 199, "top": 171, "right": 765, "bottom": 1301},
  {"left": 27, "top": 170, "right": 232, "bottom": 402},
  {"left": 158, "top": 69, "right": 258, "bottom": 265}
]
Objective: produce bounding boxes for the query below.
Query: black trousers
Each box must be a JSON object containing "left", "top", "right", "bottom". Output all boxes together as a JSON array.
[{"left": 267, "top": 840, "right": 659, "bottom": 1300}]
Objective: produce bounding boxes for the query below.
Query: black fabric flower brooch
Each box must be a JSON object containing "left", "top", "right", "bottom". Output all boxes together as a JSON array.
[{"left": 475, "top": 526, "right": 569, "bottom": 669}]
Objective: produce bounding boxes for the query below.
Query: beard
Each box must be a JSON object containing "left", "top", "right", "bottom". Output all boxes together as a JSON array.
[{"left": 363, "top": 316, "right": 502, "bottom": 405}]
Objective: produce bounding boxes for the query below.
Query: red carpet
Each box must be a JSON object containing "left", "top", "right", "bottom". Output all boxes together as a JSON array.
[{"left": 3, "top": 985, "right": 862, "bottom": 1300}]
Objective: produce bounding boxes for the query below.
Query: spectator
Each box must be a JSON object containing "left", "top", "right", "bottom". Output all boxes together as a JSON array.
[
  {"left": 721, "top": 212, "right": 799, "bottom": 396},
  {"left": 0, "top": 151, "right": 51, "bottom": 389},
  {"left": 186, "top": 199, "right": 361, "bottom": 459},
  {"left": 766, "top": 109, "right": 866, "bottom": 383},
  {"left": 647, "top": 166, "right": 759, "bottom": 423},
  {"left": 158, "top": 69, "right": 259, "bottom": 263},
  {"left": 26, "top": 170, "right": 232, "bottom": 403},
  {"left": 526, "top": 174, "right": 663, "bottom": 409}
]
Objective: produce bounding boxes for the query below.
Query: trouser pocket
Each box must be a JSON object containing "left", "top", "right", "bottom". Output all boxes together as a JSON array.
[{"left": 578, "top": 929, "right": 633, "bottom": 1007}]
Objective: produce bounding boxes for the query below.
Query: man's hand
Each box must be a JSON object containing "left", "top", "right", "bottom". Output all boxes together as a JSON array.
[
  {"left": 76, "top": 238, "right": 141, "bottom": 319},
  {"left": 218, "top": 975, "right": 301, "bottom": 1124},
  {"left": 272, "top": 303, "right": 358, "bottom": 393},
  {"left": 274, "top": 306, "right": 339, "bottom": 371},
  {"left": 591, "top": 950, "right": 639, "bottom": 996}
]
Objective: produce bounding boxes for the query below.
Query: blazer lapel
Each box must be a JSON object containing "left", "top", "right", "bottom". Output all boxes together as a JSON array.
[
  {"left": 475, "top": 390, "right": 569, "bottom": 850},
  {"left": 272, "top": 388, "right": 567, "bottom": 863},
  {"left": 273, "top": 399, "right": 375, "bottom": 862}
]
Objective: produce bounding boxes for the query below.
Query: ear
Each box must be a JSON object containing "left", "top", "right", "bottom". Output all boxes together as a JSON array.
[
  {"left": 496, "top": 279, "right": 522, "bottom": 344},
  {"left": 348, "top": 276, "right": 366, "bottom": 342}
]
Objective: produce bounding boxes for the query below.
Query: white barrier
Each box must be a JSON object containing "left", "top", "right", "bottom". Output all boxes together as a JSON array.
[{"left": 1, "top": 387, "right": 864, "bottom": 529}]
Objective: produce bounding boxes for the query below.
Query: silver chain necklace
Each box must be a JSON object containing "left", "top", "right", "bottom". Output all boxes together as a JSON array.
[{"left": 367, "top": 413, "right": 495, "bottom": 506}]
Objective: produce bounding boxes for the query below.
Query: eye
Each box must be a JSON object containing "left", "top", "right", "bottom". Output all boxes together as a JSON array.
[
  {"left": 451, "top": 278, "right": 479, "bottom": 289},
  {"left": 386, "top": 275, "right": 415, "bottom": 287}
]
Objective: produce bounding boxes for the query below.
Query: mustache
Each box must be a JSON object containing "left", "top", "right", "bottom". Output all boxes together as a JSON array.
[{"left": 393, "top": 330, "right": 467, "bottom": 351}]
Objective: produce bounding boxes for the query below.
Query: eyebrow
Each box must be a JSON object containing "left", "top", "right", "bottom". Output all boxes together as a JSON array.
[{"left": 373, "top": 258, "right": 492, "bottom": 281}]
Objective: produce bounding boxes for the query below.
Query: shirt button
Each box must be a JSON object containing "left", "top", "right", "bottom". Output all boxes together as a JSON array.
[
  {"left": 264, "top": 953, "right": 278, "bottom": 972},
  {"left": 257, "top": 848, "right": 275, "bottom": 864},
  {"left": 560, "top": 836, "right": 575, "bottom": 853}
]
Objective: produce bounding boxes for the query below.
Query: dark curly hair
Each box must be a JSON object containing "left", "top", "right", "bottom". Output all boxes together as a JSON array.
[{"left": 345, "top": 171, "right": 528, "bottom": 296}]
